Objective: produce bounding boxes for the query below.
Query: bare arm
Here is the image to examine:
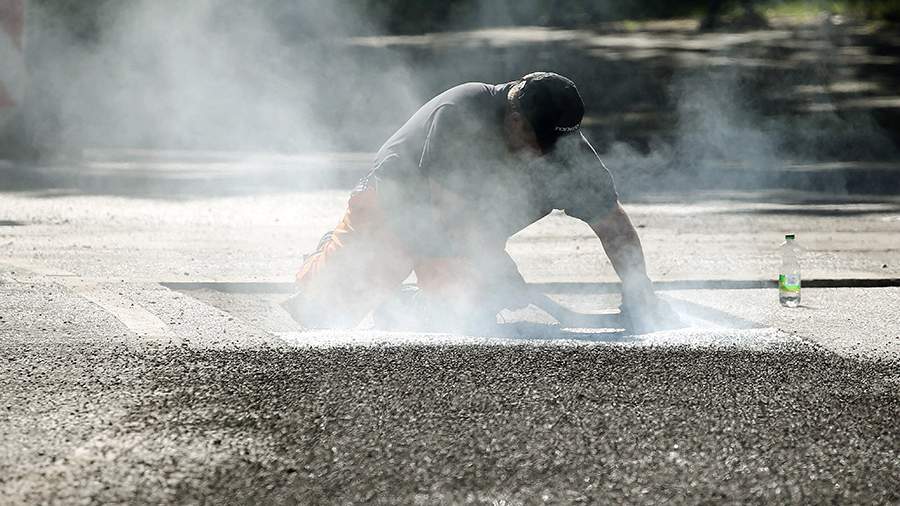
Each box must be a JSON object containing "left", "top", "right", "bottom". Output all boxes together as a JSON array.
[
  {"left": 586, "top": 202, "right": 683, "bottom": 331},
  {"left": 552, "top": 134, "right": 679, "bottom": 330},
  {"left": 588, "top": 201, "right": 653, "bottom": 296}
]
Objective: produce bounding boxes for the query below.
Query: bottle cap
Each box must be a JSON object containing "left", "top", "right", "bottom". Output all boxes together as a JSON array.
[{"left": 785, "top": 234, "right": 795, "bottom": 240}]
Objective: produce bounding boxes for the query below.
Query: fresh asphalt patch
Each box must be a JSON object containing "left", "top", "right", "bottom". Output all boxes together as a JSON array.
[
  {"left": 89, "top": 283, "right": 892, "bottom": 505},
  {"left": 15, "top": 343, "right": 892, "bottom": 504}
]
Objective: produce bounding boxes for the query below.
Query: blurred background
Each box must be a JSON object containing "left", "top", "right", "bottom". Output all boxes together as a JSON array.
[{"left": 1, "top": 0, "right": 899, "bottom": 196}]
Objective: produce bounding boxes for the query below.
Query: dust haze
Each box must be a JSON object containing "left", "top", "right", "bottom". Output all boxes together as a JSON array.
[
  {"left": 24, "top": 1, "right": 897, "bottom": 187},
  {"left": 17, "top": 1, "right": 900, "bottom": 330},
  {"left": 25, "top": 0, "right": 422, "bottom": 152}
]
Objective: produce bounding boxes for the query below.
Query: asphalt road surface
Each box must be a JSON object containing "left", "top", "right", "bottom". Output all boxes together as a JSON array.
[
  {"left": 3, "top": 268, "right": 898, "bottom": 504},
  {"left": 3, "top": 337, "right": 898, "bottom": 504},
  {"left": 2, "top": 170, "right": 899, "bottom": 504}
]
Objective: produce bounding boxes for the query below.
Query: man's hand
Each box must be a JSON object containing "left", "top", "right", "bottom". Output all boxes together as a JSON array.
[
  {"left": 619, "top": 284, "right": 683, "bottom": 333},
  {"left": 589, "top": 202, "right": 683, "bottom": 332}
]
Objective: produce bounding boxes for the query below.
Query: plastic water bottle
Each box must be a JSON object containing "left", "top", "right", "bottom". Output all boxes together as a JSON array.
[{"left": 779, "top": 234, "right": 801, "bottom": 307}]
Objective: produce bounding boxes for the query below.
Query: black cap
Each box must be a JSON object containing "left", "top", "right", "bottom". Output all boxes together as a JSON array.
[{"left": 513, "top": 72, "right": 584, "bottom": 153}]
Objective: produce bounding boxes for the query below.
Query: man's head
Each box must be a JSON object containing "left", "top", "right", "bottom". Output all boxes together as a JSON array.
[{"left": 504, "top": 72, "right": 584, "bottom": 156}]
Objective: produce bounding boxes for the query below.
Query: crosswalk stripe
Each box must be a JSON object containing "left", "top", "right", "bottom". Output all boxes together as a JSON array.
[{"left": 2, "top": 259, "right": 174, "bottom": 340}]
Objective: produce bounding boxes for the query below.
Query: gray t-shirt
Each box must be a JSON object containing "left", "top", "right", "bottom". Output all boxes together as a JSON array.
[{"left": 365, "top": 81, "right": 619, "bottom": 257}]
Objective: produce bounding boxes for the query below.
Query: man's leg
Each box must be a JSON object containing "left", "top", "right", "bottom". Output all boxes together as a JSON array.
[
  {"left": 411, "top": 248, "right": 529, "bottom": 331},
  {"left": 286, "top": 187, "right": 413, "bottom": 328}
]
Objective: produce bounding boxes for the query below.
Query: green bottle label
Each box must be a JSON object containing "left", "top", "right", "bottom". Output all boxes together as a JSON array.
[{"left": 779, "top": 274, "right": 800, "bottom": 292}]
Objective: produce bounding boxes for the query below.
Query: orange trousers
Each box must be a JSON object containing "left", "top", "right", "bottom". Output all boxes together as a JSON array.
[{"left": 294, "top": 188, "right": 525, "bottom": 328}]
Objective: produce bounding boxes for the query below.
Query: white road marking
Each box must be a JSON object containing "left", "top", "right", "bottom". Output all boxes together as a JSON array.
[
  {"left": 2, "top": 259, "right": 174, "bottom": 339},
  {"left": 56, "top": 278, "right": 173, "bottom": 338}
]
